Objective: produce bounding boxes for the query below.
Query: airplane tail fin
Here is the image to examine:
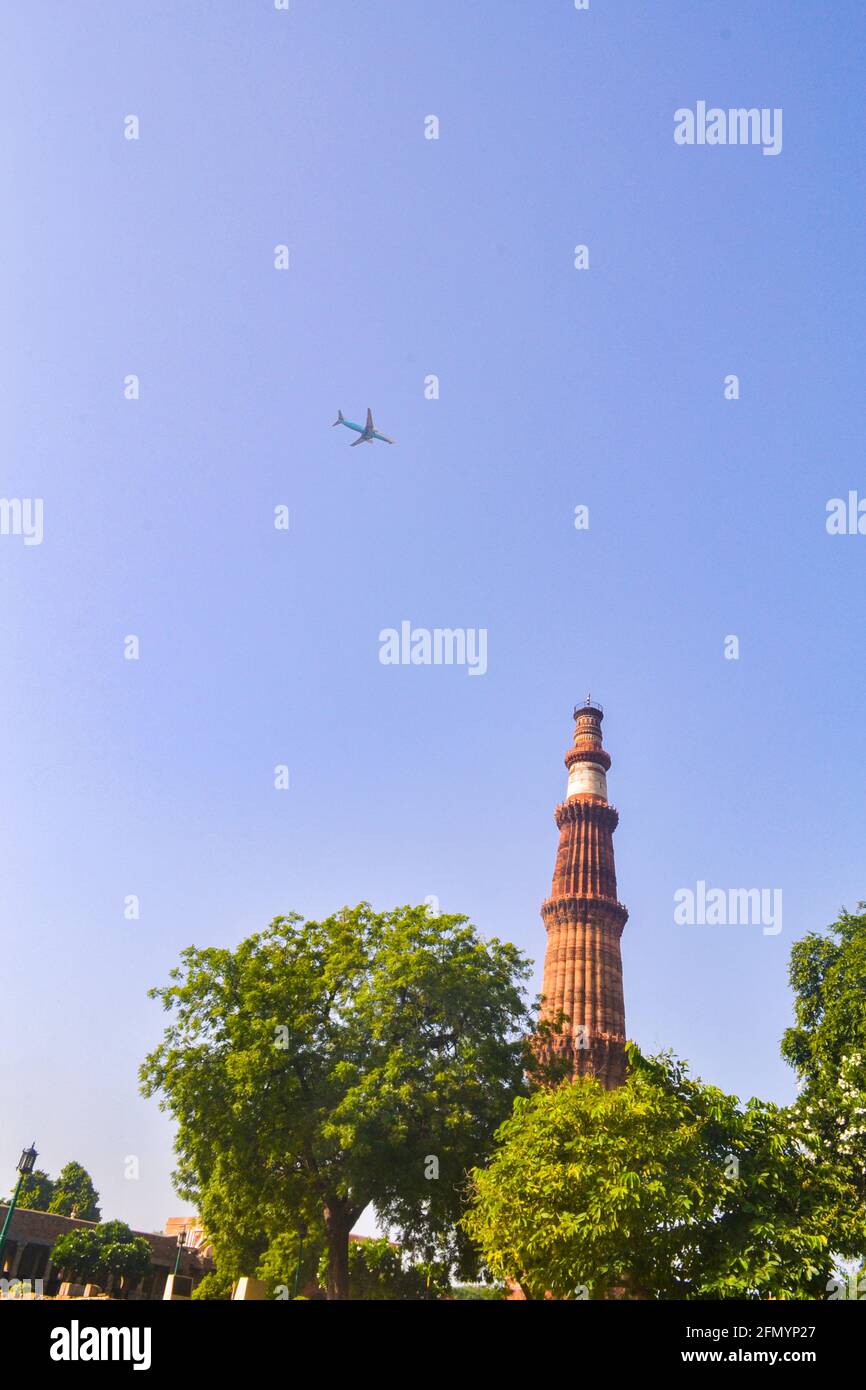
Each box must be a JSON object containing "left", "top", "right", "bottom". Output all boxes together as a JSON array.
[{"left": 332, "top": 409, "right": 344, "bottom": 426}]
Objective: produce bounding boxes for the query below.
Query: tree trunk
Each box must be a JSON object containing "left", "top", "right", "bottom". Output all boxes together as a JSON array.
[{"left": 323, "top": 1200, "right": 356, "bottom": 1301}]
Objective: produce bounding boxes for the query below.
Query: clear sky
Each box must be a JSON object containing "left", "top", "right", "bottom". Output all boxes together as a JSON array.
[{"left": 1, "top": 0, "right": 864, "bottom": 1235}]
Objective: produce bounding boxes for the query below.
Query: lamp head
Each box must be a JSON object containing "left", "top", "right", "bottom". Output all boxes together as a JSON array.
[{"left": 17, "top": 1144, "right": 37, "bottom": 1175}]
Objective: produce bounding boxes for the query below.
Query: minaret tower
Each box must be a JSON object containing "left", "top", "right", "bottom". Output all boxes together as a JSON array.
[{"left": 539, "top": 699, "right": 628, "bottom": 1088}]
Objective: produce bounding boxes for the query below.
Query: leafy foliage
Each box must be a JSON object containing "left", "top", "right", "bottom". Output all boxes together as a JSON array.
[
  {"left": 47, "top": 1162, "right": 101, "bottom": 1222},
  {"left": 450, "top": 1282, "right": 506, "bottom": 1300},
  {"left": 141, "top": 903, "right": 535, "bottom": 1298},
  {"left": 190, "top": 1269, "right": 234, "bottom": 1301},
  {"left": 50, "top": 1228, "right": 102, "bottom": 1282},
  {"left": 464, "top": 1046, "right": 863, "bottom": 1299},
  {"left": 13, "top": 1168, "right": 55, "bottom": 1212},
  {"left": 51, "top": 1220, "right": 151, "bottom": 1292},
  {"left": 256, "top": 1229, "right": 325, "bottom": 1299},
  {"left": 315, "top": 1236, "right": 448, "bottom": 1301},
  {"left": 781, "top": 904, "right": 866, "bottom": 1221}
]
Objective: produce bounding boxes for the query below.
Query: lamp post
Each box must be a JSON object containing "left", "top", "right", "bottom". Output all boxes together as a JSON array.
[
  {"left": 0, "top": 1143, "right": 38, "bottom": 1273},
  {"left": 292, "top": 1222, "right": 308, "bottom": 1299},
  {"left": 173, "top": 1228, "right": 187, "bottom": 1277}
]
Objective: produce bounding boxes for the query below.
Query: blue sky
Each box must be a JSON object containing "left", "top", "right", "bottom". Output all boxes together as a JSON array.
[{"left": 2, "top": 0, "right": 864, "bottom": 1234}]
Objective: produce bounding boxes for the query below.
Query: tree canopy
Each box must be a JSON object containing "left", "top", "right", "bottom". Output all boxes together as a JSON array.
[
  {"left": 464, "top": 1046, "right": 864, "bottom": 1299},
  {"left": 47, "top": 1162, "right": 101, "bottom": 1222},
  {"left": 781, "top": 903, "right": 866, "bottom": 1220},
  {"left": 141, "top": 902, "right": 536, "bottom": 1298},
  {"left": 51, "top": 1220, "right": 151, "bottom": 1293},
  {"left": 13, "top": 1162, "right": 100, "bottom": 1219},
  {"left": 13, "top": 1168, "right": 54, "bottom": 1212}
]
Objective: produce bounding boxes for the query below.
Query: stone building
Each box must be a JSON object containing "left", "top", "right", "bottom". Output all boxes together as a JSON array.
[
  {"left": 0, "top": 1205, "right": 213, "bottom": 1298},
  {"left": 163, "top": 1214, "right": 213, "bottom": 1262},
  {"left": 538, "top": 700, "right": 629, "bottom": 1087}
]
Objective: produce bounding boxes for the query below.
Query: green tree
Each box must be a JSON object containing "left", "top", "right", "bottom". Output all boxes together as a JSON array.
[
  {"left": 97, "top": 1221, "right": 152, "bottom": 1295},
  {"left": 141, "top": 903, "right": 535, "bottom": 1299},
  {"left": 51, "top": 1221, "right": 150, "bottom": 1295},
  {"left": 50, "top": 1228, "right": 103, "bottom": 1283},
  {"left": 464, "top": 1047, "right": 863, "bottom": 1300},
  {"left": 781, "top": 904, "right": 866, "bottom": 1219},
  {"left": 257, "top": 1228, "right": 325, "bottom": 1299},
  {"left": 192, "top": 1161, "right": 293, "bottom": 1290},
  {"left": 48, "top": 1162, "right": 100, "bottom": 1222},
  {"left": 315, "top": 1236, "right": 449, "bottom": 1301},
  {"left": 191, "top": 1269, "right": 234, "bottom": 1301},
  {"left": 13, "top": 1168, "right": 54, "bottom": 1212}
]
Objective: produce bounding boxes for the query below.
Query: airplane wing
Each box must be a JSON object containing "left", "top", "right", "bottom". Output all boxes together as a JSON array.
[
  {"left": 372, "top": 432, "right": 394, "bottom": 444},
  {"left": 366, "top": 407, "right": 374, "bottom": 431},
  {"left": 350, "top": 435, "right": 366, "bottom": 446}
]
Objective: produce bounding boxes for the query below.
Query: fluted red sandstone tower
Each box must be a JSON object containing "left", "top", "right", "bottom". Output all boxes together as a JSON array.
[{"left": 539, "top": 699, "right": 628, "bottom": 1088}]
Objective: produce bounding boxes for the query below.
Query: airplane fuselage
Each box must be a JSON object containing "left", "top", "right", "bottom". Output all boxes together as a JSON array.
[{"left": 332, "top": 408, "right": 394, "bottom": 446}]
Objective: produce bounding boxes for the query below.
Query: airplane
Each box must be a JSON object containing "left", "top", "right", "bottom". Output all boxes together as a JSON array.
[{"left": 332, "top": 407, "right": 395, "bottom": 446}]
